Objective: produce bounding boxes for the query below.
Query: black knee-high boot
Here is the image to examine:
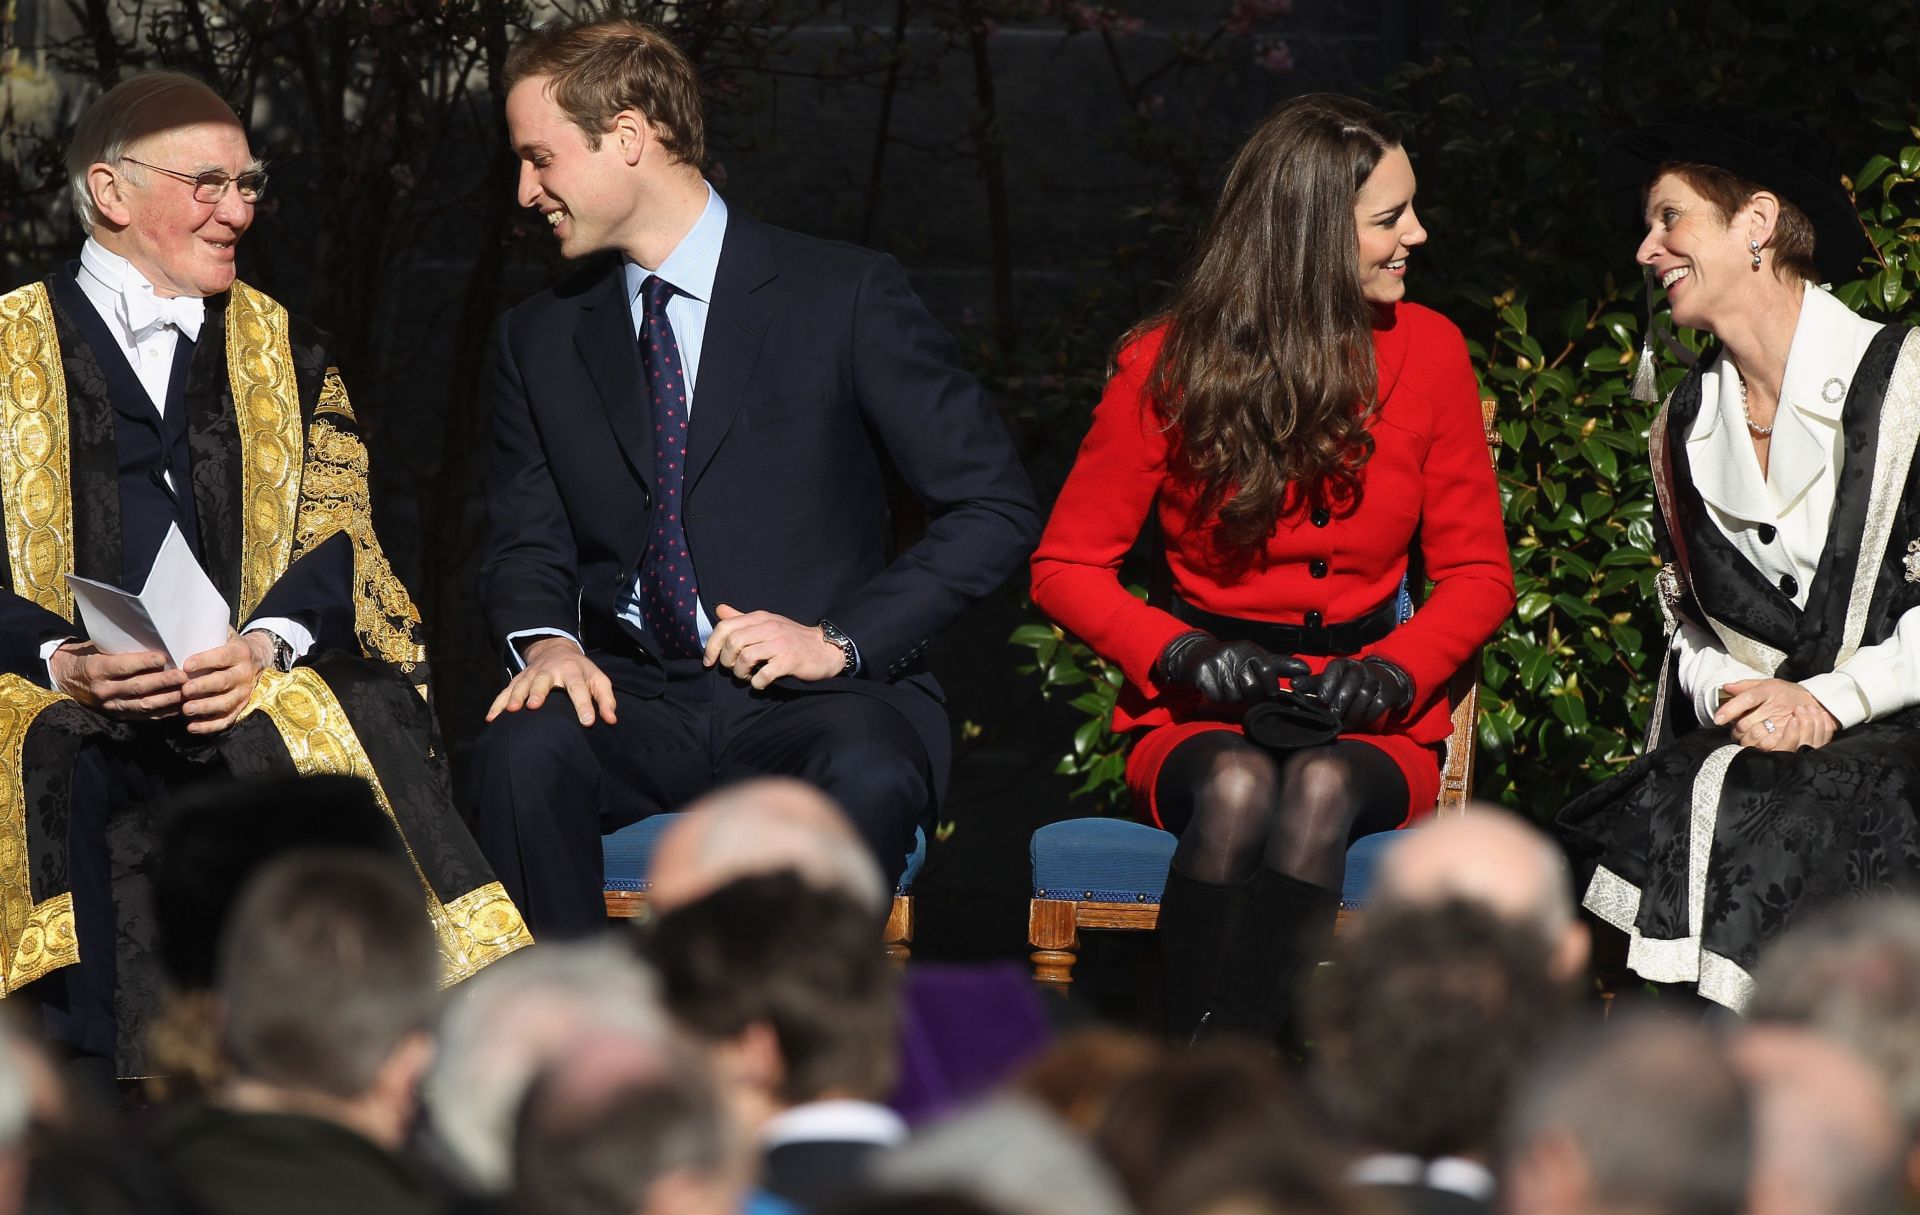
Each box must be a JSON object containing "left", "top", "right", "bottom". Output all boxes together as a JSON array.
[
  {"left": 1156, "top": 866, "right": 1251, "bottom": 1045},
  {"left": 1208, "top": 866, "right": 1340, "bottom": 1046}
]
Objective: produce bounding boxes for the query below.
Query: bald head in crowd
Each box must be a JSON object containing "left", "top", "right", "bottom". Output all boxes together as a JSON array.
[
  {"left": 646, "top": 778, "right": 887, "bottom": 915},
  {"left": 1370, "top": 805, "right": 1588, "bottom": 983},
  {"left": 1503, "top": 1018, "right": 1751, "bottom": 1215},
  {"left": 1731, "top": 1025, "right": 1901, "bottom": 1215}
]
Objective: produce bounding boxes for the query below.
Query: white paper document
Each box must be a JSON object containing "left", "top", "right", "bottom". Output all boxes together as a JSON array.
[{"left": 65, "top": 524, "right": 232, "bottom": 668}]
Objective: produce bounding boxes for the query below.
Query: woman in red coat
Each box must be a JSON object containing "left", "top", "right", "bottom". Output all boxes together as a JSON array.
[{"left": 1030, "top": 94, "right": 1513, "bottom": 1044}]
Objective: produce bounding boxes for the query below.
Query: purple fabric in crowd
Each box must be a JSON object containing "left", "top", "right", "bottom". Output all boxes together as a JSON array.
[{"left": 888, "top": 961, "right": 1054, "bottom": 1126}]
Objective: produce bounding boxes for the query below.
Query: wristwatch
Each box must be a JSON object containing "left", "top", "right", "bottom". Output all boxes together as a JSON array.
[
  {"left": 250, "top": 629, "right": 295, "bottom": 673},
  {"left": 817, "top": 618, "right": 858, "bottom": 677}
]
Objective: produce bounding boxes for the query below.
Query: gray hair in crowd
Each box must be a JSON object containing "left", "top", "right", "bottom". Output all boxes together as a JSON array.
[
  {"left": 218, "top": 849, "right": 443, "bottom": 1099},
  {"left": 422, "top": 939, "right": 673, "bottom": 1194},
  {"left": 649, "top": 777, "right": 888, "bottom": 914},
  {"left": 1503, "top": 1016, "right": 1751, "bottom": 1215},
  {"left": 873, "top": 1095, "right": 1132, "bottom": 1215},
  {"left": 65, "top": 70, "right": 238, "bottom": 234},
  {"left": 1372, "top": 804, "right": 1575, "bottom": 939},
  {"left": 514, "top": 1042, "right": 739, "bottom": 1215},
  {"left": 1749, "top": 894, "right": 1920, "bottom": 1135}
]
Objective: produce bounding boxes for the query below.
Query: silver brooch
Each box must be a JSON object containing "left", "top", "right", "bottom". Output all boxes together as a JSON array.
[
  {"left": 1823, "top": 377, "right": 1847, "bottom": 404},
  {"left": 1906, "top": 538, "right": 1920, "bottom": 584}
]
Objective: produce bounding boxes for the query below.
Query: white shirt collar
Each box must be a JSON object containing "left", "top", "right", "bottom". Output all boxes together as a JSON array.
[
  {"left": 1683, "top": 281, "right": 1882, "bottom": 519},
  {"left": 1348, "top": 1153, "right": 1497, "bottom": 1201},
  {"left": 623, "top": 183, "right": 728, "bottom": 306},
  {"left": 1686, "top": 281, "right": 1880, "bottom": 445},
  {"left": 78, "top": 237, "right": 205, "bottom": 343},
  {"left": 1780, "top": 281, "right": 1881, "bottom": 422},
  {"left": 760, "top": 1099, "right": 907, "bottom": 1150}
]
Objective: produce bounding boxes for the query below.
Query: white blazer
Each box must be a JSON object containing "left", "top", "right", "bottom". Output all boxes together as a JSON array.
[{"left": 1672, "top": 283, "right": 1913, "bottom": 728}]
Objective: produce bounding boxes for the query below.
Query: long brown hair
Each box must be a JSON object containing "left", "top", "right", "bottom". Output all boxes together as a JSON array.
[{"left": 1145, "top": 93, "right": 1401, "bottom": 554}]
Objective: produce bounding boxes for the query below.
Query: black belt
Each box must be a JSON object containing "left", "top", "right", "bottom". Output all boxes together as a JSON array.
[{"left": 1170, "top": 592, "right": 1400, "bottom": 658}]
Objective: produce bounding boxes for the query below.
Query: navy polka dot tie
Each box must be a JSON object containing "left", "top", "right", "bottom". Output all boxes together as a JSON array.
[{"left": 636, "top": 274, "right": 702, "bottom": 658}]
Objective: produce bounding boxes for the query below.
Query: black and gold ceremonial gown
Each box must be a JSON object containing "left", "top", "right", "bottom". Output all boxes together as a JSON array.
[
  {"left": 0, "top": 273, "right": 531, "bottom": 1072},
  {"left": 1561, "top": 324, "right": 1920, "bottom": 1010}
]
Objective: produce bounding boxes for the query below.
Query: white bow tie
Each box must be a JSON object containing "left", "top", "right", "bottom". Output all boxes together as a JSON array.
[{"left": 123, "top": 289, "right": 205, "bottom": 344}]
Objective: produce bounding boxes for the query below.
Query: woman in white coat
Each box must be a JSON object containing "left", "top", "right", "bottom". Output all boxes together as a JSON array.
[{"left": 1561, "top": 113, "right": 1919, "bottom": 1010}]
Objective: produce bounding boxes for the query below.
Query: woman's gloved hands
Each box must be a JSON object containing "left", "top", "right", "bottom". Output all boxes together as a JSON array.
[
  {"left": 1291, "top": 656, "right": 1413, "bottom": 729},
  {"left": 1154, "top": 632, "right": 1309, "bottom": 709}
]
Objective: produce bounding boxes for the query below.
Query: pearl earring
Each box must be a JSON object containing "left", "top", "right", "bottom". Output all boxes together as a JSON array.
[{"left": 1750, "top": 239, "right": 1763, "bottom": 269}]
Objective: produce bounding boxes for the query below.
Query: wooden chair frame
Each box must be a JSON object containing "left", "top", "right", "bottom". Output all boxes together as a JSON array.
[
  {"left": 606, "top": 888, "right": 917, "bottom": 964},
  {"left": 1027, "top": 398, "right": 1501, "bottom": 990}
]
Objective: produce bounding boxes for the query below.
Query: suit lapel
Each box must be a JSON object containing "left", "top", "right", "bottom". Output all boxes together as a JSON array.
[
  {"left": 685, "top": 216, "right": 774, "bottom": 492},
  {"left": 574, "top": 265, "right": 656, "bottom": 490}
]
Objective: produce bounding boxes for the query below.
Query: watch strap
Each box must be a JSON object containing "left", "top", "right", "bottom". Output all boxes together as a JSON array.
[{"left": 817, "top": 618, "right": 858, "bottom": 677}]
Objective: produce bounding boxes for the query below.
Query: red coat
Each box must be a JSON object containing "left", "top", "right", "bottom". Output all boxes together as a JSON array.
[{"left": 1029, "top": 303, "right": 1514, "bottom": 821}]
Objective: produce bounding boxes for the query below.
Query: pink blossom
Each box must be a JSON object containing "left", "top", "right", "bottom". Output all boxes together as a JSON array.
[{"left": 1256, "top": 41, "right": 1295, "bottom": 73}]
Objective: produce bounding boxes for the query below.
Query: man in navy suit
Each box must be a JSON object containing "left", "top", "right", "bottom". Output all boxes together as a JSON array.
[{"left": 474, "top": 17, "right": 1040, "bottom": 940}]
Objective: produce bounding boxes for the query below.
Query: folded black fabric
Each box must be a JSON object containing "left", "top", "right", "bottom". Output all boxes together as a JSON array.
[{"left": 1241, "top": 689, "right": 1342, "bottom": 753}]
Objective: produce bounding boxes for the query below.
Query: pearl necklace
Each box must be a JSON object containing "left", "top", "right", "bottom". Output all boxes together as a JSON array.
[{"left": 1738, "top": 369, "right": 1773, "bottom": 439}]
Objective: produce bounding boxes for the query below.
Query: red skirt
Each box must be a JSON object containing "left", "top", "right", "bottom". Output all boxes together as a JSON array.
[{"left": 1125, "top": 720, "right": 1443, "bottom": 831}]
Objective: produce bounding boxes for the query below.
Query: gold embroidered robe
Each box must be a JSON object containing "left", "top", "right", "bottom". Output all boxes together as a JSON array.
[{"left": 0, "top": 274, "right": 531, "bottom": 1069}]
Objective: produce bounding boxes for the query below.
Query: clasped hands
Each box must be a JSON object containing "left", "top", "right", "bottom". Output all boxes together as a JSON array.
[
  {"left": 1154, "top": 632, "right": 1411, "bottom": 730},
  {"left": 487, "top": 603, "right": 848, "bottom": 727},
  {"left": 1713, "top": 677, "right": 1839, "bottom": 752},
  {"left": 51, "top": 630, "right": 276, "bottom": 736}
]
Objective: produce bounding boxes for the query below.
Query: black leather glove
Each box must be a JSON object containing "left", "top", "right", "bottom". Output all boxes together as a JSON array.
[
  {"left": 1291, "top": 656, "right": 1413, "bottom": 730},
  {"left": 1154, "top": 632, "right": 1310, "bottom": 709}
]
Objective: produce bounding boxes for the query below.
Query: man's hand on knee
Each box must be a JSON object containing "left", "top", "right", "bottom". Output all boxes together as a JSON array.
[
  {"left": 179, "top": 631, "right": 272, "bottom": 735},
  {"left": 704, "top": 604, "right": 848, "bottom": 689},
  {"left": 51, "top": 642, "right": 186, "bottom": 720},
  {"left": 488, "top": 636, "right": 617, "bottom": 726}
]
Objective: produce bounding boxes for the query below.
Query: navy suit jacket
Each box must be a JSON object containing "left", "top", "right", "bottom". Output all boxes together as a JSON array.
[{"left": 480, "top": 210, "right": 1040, "bottom": 789}]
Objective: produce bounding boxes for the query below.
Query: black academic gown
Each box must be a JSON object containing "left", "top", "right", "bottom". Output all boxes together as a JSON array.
[{"left": 1560, "top": 324, "right": 1920, "bottom": 1009}]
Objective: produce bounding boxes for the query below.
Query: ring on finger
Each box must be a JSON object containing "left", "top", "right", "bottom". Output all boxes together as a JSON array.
[{"left": 1762, "top": 718, "right": 1777, "bottom": 734}]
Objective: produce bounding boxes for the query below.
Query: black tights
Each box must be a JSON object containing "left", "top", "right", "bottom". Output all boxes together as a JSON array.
[{"left": 1155, "top": 733, "right": 1407, "bottom": 890}]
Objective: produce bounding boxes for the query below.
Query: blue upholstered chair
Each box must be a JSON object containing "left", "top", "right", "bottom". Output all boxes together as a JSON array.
[
  {"left": 602, "top": 812, "right": 929, "bottom": 962},
  {"left": 1025, "top": 397, "right": 1498, "bottom": 989},
  {"left": 1026, "top": 817, "right": 1414, "bottom": 987}
]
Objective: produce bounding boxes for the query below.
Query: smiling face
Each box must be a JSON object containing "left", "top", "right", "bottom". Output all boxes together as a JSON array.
[
  {"left": 507, "top": 75, "right": 643, "bottom": 260},
  {"left": 1637, "top": 171, "right": 1759, "bottom": 333},
  {"left": 95, "top": 114, "right": 255, "bottom": 298},
  {"left": 1352, "top": 145, "right": 1427, "bottom": 304}
]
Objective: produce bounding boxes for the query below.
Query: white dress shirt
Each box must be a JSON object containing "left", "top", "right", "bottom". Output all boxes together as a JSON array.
[
  {"left": 75, "top": 238, "right": 203, "bottom": 414},
  {"left": 1671, "top": 281, "right": 1911, "bottom": 728},
  {"left": 46, "top": 240, "right": 311, "bottom": 683}
]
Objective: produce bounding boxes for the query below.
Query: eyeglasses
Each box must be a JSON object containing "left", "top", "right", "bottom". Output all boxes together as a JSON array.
[{"left": 120, "top": 157, "right": 268, "bottom": 204}]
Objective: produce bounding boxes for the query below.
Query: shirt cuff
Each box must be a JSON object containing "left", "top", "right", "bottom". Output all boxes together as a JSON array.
[
  {"left": 243, "top": 617, "right": 314, "bottom": 663},
  {"left": 1798, "top": 671, "right": 1870, "bottom": 731},
  {"left": 506, "top": 628, "right": 582, "bottom": 671},
  {"left": 41, "top": 637, "right": 74, "bottom": 691}
]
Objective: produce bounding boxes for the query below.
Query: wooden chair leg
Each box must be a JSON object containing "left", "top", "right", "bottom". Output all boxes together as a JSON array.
[
  {"left": 1028, "top": 898, "right": 1079, "bottom": 992},
  {"left": 884, "top": 894, "right": 913, "bottom": 966}
]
